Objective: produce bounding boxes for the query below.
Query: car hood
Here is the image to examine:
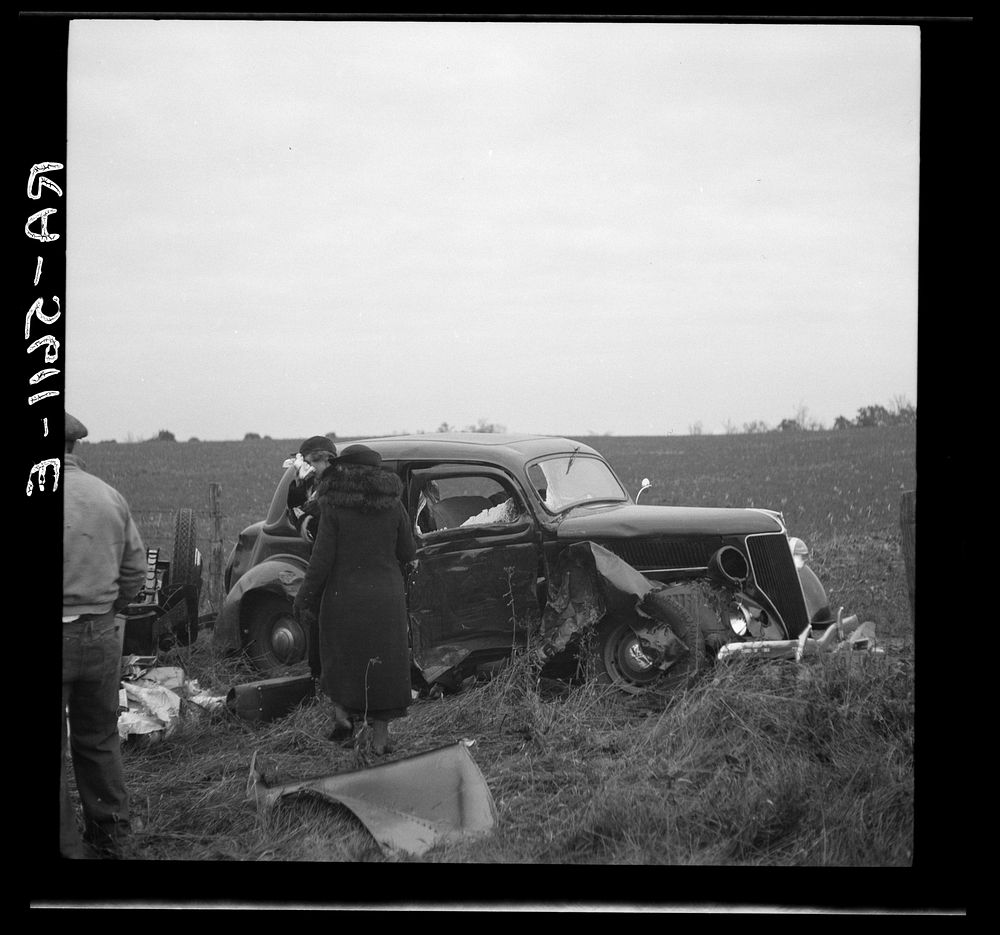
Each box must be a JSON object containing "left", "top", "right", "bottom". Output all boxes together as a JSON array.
[{"left": 553, "top": 502, "right": 784, "bottom": 539}]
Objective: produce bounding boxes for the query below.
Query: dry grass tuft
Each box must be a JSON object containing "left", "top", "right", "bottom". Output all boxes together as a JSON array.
[{"left": 95, "top": 633, "right": 912, "bottom": 864}]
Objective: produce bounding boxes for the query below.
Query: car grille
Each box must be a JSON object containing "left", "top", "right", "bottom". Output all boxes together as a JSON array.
[
  {"left": 597, "top": 537, "right": 723, "bottom": 570},
  {"left": 746, "top": 533, "right": 809, "bottom": 636},
  {"left": 597, "top": 533, "right": 809, "bottom": 638}
]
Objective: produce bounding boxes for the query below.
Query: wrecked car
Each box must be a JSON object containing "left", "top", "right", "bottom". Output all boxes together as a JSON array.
[{"left": 213, "top": 434, "right": 838, "bottom": 693}]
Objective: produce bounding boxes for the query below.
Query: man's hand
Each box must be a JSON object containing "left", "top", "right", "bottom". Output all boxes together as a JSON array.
[{"left": 113, "top": 594, "right": 136, "bottom": 613}]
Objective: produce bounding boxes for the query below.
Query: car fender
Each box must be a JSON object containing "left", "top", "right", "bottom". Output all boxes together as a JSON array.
[
  {"left": 797, "top": 561, "right": 833, "bottom": 626},
  {"left": 213, "top": 557, "right": 308, "bottom": 653}
]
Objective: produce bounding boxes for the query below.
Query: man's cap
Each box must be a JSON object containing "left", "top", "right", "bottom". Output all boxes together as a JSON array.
[
  {"left": 337, "top": 444, "right": 382, "bottom": 468},
  {"left": 65, "top": 413, "right": 89, "bottom": 442},
  {"left": 299, "top": 435, "right": 337, "bottom": 457}
]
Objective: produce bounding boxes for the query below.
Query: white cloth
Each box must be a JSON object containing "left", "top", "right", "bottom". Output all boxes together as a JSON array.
[{"left": 461, "top": 499, "right": 519, "bottom": 527}]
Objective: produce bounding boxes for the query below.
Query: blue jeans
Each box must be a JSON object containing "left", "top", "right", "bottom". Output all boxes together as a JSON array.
[{"left": 61, "top": 610, "right": 129, "bottom": 858}]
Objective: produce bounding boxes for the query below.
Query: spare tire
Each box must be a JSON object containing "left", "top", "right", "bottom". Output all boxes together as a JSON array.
[{"left": 170, "top": 508, "right": 202, "bottom": 645}]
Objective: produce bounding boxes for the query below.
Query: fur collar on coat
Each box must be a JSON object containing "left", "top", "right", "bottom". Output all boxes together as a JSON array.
[{"left": 317, "top": 464, "right": 403, "bottom": 513}]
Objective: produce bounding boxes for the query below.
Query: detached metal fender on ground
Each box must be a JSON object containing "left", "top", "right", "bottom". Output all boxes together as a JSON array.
[{"left": 247, "top": 740, "right": 497, "bottom": 858}]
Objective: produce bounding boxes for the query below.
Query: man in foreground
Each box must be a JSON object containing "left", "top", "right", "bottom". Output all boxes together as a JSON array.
[{"left": 61, "top": 413, "right": 147, "bottom": 858}]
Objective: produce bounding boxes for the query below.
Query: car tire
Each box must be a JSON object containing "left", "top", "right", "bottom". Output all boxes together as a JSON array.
[
  {"left": 593, "top": 598, "right": 704, "bottom": 694},
  {"left": 170, "top": 508, "right": 202, "bottom": 645},
  {"left": 245, "top": 593, "right": 307, "bottom": 671}
]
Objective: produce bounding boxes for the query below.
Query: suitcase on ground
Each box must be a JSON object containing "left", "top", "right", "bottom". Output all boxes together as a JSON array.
[{"left": 226, "top": 675, "right": 316, "bottom": 722}]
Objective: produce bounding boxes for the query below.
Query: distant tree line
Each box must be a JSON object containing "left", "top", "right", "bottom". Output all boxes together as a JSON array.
[
  {"left": 110, "top": 399, "right": 914, "bottom": 444},
  {"left": 720, "top": 396, "right": 916, "bottom": 435},
  {"left": 135, "top": 429, "right": 277, "bottom": 442}
]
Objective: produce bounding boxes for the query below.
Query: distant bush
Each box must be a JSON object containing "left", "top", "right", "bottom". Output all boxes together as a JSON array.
[
  {"left": 834, "top": 397, "right": 916, "bottom": 429},
  {"left": 150, "top": 429, "right": 176, "bottom": 442},
  {"left": 433, "top": 420, "right": 505, "bottom": 433},
  {"left": 466, "top": 418, "right": 506, "bottom": 434},
  {"left": 188, "top": 437, "right": 200, "bottom": 443},
  {"left": 243, "top": 432, "right": 261, "bottom": 441}
]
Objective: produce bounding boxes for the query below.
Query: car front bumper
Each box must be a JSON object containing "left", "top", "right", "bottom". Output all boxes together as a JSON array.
[{"left": 716, "top": 608, "right": 880, "bottom": 661}]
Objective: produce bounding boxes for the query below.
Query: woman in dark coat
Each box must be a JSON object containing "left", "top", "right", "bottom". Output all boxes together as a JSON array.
[{"left": 293, "top": 445, "right": 416, "bottom": 754}]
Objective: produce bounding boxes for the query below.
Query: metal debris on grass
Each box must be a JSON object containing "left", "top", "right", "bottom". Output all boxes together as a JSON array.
[{"left": 247, "top": 739, "right": 497, "bottom": 858}]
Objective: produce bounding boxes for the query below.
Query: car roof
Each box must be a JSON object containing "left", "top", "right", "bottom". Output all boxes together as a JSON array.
[{"left": 350, "top": 432, "right": 603, "bottom": 468}]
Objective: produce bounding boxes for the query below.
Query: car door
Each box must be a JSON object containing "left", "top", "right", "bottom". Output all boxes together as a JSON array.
[{"left": 405, "top": 465, "right": 542, "bottom": 681}]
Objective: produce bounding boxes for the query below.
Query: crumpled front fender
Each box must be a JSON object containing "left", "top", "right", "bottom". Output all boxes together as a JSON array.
[
  {"left": 798, "top": 562, "right": 833, "bottom": 626},
  {"left": 534, "top": 540, "right": 692, "bottom": 664},
  {"left": 212, "top": 558, "right": 306, "bottom": 653}
]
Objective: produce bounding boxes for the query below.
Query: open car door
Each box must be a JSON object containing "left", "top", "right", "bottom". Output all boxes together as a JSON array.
[{"left": 406, "top": 465, "right": 541, "bottom": 683}]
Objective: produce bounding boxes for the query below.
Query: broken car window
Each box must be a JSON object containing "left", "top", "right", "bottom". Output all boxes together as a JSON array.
[
  {"left": 415, "top": 476, "right": 522, "bottom": 534},
  {"left": 528, "top": 456, "right": 628, "bottom": 513}
]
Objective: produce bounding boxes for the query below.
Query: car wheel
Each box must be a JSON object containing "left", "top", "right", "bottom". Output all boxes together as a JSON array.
[
  {"left": 245, "top": 593, "right": 307, "bottom": 671},
  {"left": 170, "top": 508, "right": 202, "bottom": 645},
  {"left": 593, "top": 600, "right": 704, "bottom": 694}
]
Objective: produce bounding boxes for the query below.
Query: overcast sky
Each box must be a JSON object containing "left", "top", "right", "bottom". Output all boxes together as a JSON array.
[{"left": 65, "top": 19, "right": 919, "bottom": 442}]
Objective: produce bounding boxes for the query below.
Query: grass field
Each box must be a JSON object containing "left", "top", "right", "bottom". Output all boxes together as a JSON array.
[
  {"left": 69, "top": 425, "right": 917, "bottom": 873},
  {"left": 78, "top": 424, "right": 917, "bottom": 634}
]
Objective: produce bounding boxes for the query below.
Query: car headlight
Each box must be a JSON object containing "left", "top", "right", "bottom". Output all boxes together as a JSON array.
[
  {"left": 729, "top": 606, "right": 750, "bottom": 637},
  {"left": 788, "top": 536, "right": 809, "bottom": 569}
]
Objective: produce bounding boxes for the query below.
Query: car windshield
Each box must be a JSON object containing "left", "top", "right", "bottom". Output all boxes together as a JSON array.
[{"left": 527, "top": 455, "right": 628, "bottom": 513}]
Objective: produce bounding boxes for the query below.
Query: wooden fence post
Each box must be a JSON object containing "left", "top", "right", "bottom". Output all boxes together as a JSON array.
[
  {"left": 209, "top": 483, "right": 224, "bottom": 615},
  {"left": 900, "top": 489, "right": 916, "bottom": 626}
]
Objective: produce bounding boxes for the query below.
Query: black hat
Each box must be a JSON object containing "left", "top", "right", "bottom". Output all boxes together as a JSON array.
[
  {"left": 299, "top": 435, "right": 337, "bottom": 457},
  {"left": 337, "top": 444, "right": 381, "bottom": 468},
  {"left": 65, "top": 413, "right": 89, "bottom": 442}
]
